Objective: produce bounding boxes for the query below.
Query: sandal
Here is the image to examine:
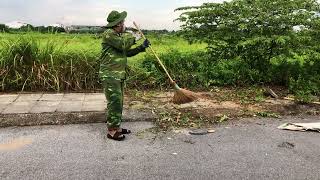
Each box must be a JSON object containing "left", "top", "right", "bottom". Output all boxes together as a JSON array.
[
  {"left": 107, "top": 131, "right": 125, "bottom": 141},
  {"left": 120, "top": 128, "right": 131, "bottom": 134}
]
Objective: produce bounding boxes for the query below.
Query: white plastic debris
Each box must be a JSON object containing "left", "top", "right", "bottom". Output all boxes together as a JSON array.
[{"left": 278, "top": 122, "right": 320, "bottom": 132}]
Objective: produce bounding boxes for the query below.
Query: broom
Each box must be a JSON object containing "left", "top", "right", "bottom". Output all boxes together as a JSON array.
[{"left": 133, "top": 21, "right": 198, "bottom": 104}]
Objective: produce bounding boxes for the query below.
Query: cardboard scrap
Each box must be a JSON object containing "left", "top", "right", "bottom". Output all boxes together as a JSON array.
[{"left": 278, "top": 122, "right": 320, "bottom": 132}]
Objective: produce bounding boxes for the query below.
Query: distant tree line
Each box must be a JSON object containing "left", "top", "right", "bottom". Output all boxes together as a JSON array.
[
  {"left": 0, "top": 24, "right": 65, "bottom": 33},
  {"left": 0, "top": 24, "right": 9, "bottom": 32},
  {"left": 0, "top": 23, "right": 174, "bottom": 35}
]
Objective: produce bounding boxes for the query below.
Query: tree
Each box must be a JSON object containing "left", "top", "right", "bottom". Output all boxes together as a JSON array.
[
  {"left": 36, "top": 26, "right": 47, "bottom": 33},
  {"left": 0, "top": 24, "right": 9, "bottom": 32},
  {"left": 176, "top": 0, "right": 320, "bottom": 82},
  {"left": 19, "top": 24, "right": 35, "bottom": 32}
]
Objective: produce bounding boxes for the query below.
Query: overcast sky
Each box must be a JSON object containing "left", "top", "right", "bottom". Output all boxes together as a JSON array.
[{"left": 0, "top": 0, "right": 224, "bottom": 30}]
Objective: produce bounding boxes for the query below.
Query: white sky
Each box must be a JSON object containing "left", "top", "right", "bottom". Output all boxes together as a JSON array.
[{"left": 0, "top": 0, "right": 225, "bottom": 30}]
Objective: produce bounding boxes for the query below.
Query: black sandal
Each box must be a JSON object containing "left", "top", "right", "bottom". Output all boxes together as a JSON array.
[
  {"left": 120, "top": 128, "right": 131, "bottom": 134},
  {"left": 107, "top": 131, "right": 125, "bottom": 141}
]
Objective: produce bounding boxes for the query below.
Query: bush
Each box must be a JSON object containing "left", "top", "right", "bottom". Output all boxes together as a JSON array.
[
  {"left": 176, "top": 0, "right": 320, "bottom": 101},
  {"left": 131, "top": 50, "right": 210, "bottom": 90},
  {"left": 129, "top": 48, "right": 320, "bottom": 101}
]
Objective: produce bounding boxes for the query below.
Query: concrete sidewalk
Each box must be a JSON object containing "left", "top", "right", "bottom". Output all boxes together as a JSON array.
[
  {"left": 0, "top": 93, "right": 107, "bottom": 114},
  {"left": 0, "top": 93, "right": 157, "bottom": 127}
]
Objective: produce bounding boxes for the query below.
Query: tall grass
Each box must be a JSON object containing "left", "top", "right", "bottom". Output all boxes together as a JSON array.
[
  {"left": 0, "top": 33, "right": 100, "bottom": 91},
  {"left": 0, "top": 32, "right": 205, "bottom": 92}
]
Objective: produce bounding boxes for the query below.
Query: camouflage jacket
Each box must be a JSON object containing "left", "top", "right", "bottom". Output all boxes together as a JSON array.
[{"left": 99, "top": 29, "right": 146, "bottom": 80}]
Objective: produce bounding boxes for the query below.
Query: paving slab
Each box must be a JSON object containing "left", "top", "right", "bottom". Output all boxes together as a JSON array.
[
  {"left": 62, "top": 93, "right": 85, "bottom": 101},
  {"left": 2, "top": 101, "right": 36, "bottom": 114},
  {"left": 0, "top": 104, "right": 7, "bottom": 113},
  {"left": 15, "top": 94, "right": 43, "bottom": 102},
  {"left": 0, "top": 100, "right": 13, "bottom": 114},
  {"left": 82, "top": 101, "right": 106, "bottom": 112},
  {"left": 57, "top": 101, "right": 83, "bottom": 112},
  {"left": 30, "top": 101, "right": 60, "bottom": 113},
  {"left": 84, "top": 93, "right": 106, "bottom": 102},
  {"left": 0, "top": 95, "right": 18, "bottom": 103},
  {"left": 39, "top": 94, "right": 64, "bottom": 101},
  {"left": 0, "top": 101, "right": 11, "bottom": 105}
]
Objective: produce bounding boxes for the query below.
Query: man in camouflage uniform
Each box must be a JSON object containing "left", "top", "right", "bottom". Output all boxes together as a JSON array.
[{"left": 100, "top": 10, "right": 150, "bottom": 141}]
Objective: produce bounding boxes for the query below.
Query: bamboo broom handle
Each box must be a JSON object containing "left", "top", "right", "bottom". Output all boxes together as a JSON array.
[{"left": 133, "top": 21, "right": 175, "bottom": 85}]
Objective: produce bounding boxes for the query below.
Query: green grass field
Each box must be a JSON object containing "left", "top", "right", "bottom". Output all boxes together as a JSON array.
[
  {"left": 0, "top": 32, "right": 206, "bottom": 92},
  {"left": 0, "top": 32, "right": 205, "bottom": 64}
]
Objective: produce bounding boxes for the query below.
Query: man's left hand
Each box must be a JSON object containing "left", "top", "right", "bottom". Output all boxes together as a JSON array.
[{"left": 142, "top": 39, "right": 151, "bottom": 48}]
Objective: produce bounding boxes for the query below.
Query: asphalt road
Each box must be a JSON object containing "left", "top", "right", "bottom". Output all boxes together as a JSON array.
[{"left": 0, "top": 116, "right": 319, "bottom": 180}]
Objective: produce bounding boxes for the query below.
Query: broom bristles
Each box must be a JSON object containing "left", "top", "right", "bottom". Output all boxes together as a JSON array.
[{"left": 173, "top": 88, "right": 198, "bottom": 104}]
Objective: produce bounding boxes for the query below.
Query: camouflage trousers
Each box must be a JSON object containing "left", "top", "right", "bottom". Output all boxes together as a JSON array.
[{"left": 101, "top": 78, "right": 124, "bottom": 129}]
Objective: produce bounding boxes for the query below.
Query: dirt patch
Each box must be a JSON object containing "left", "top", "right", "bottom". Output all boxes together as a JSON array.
[{"left": 126, "top": 88, "right": 320, "bottom": 129}]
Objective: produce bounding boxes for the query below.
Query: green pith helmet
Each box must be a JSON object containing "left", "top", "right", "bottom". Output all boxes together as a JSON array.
[{"left": 106, "top": 10, "right": 127, "bottom": 28}]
